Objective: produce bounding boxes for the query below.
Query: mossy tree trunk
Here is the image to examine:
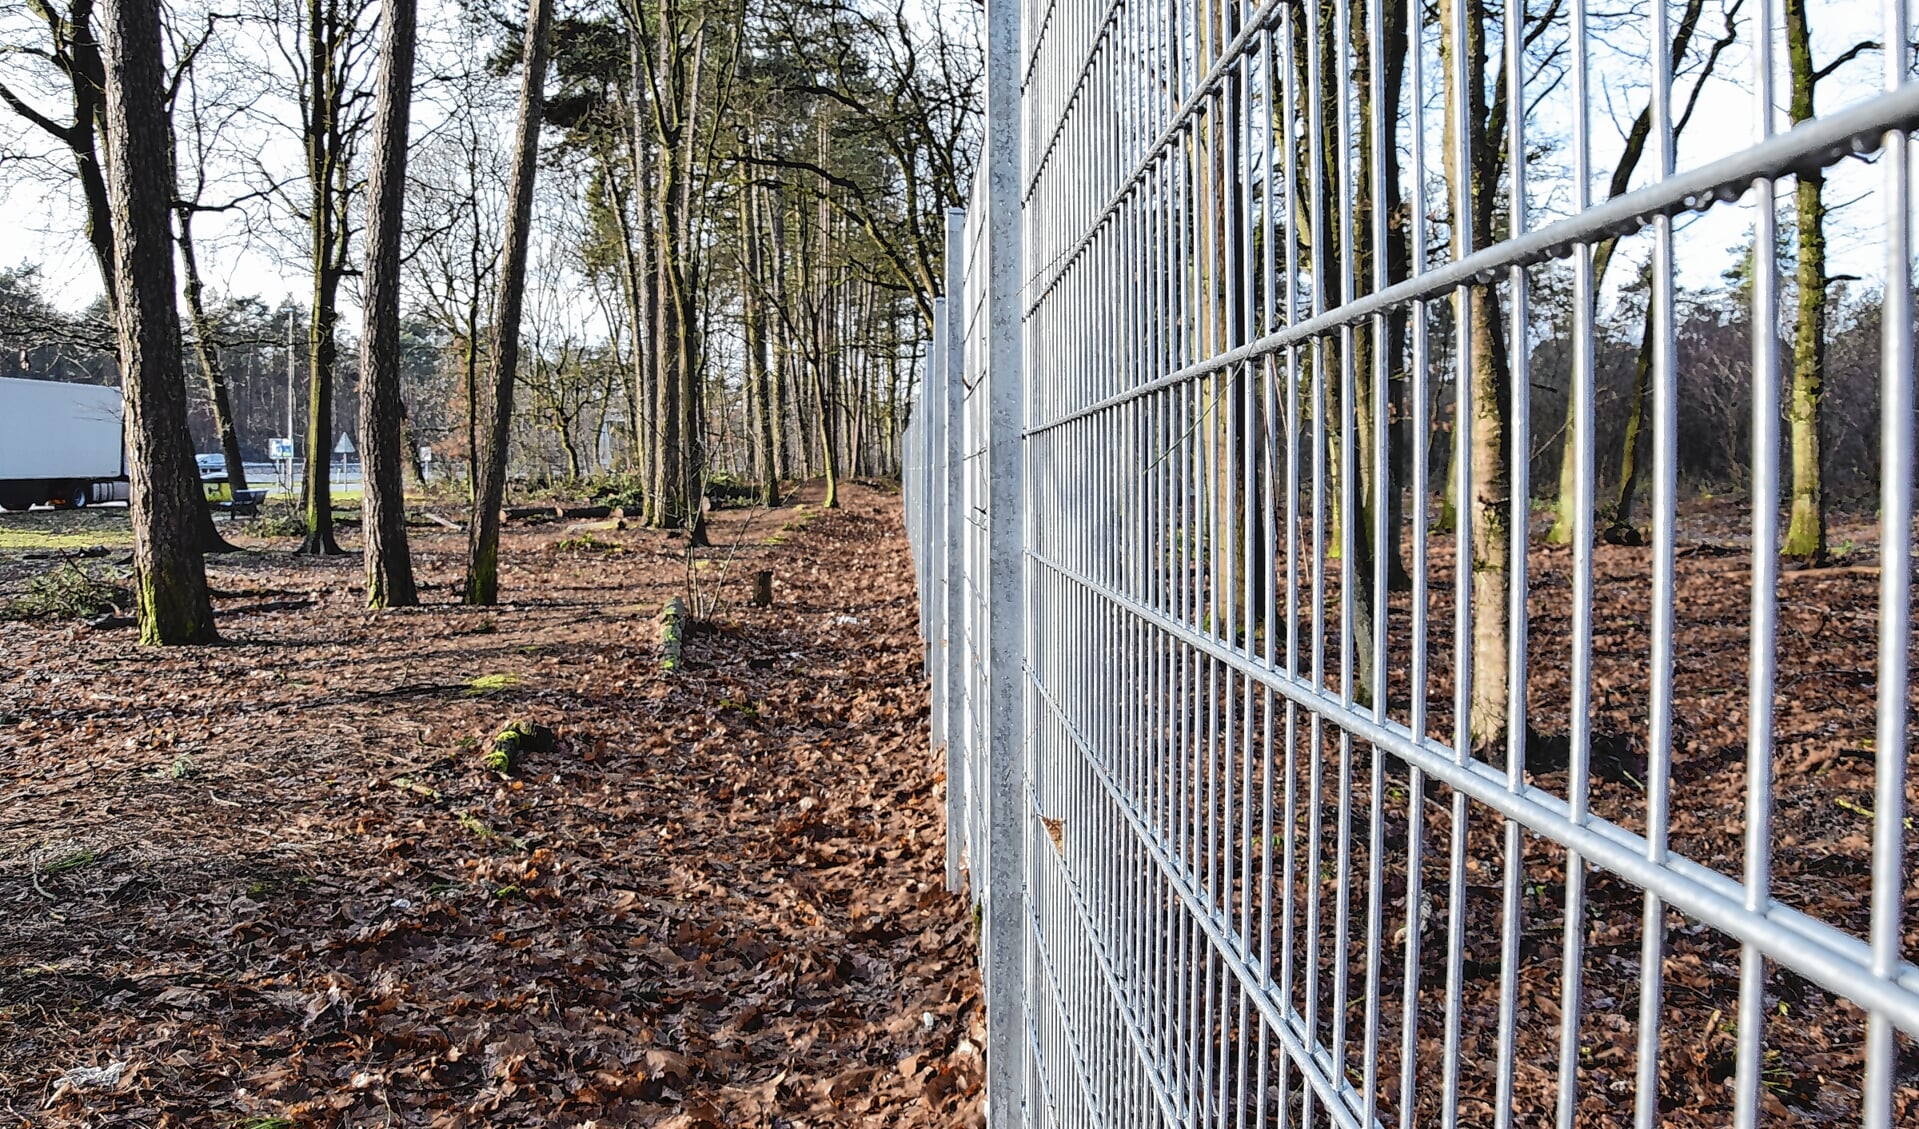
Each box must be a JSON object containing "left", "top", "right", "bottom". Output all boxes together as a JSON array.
[
  {"left": 358, "top": 0, "right": 420, "bottom": 608},
  {"left": 1607, "top": 307, "right": 1657, "bottom": 539},
  {"left": 100, "top": 0, "right": 216, "bottom": 645},
  {"left": 1781, "top": 0, "right": 1838, "bottom": 563}
]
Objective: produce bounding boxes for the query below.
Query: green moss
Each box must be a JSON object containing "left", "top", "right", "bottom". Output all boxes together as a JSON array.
[
  {"left": 136, "top": 567, "right": 216, "bottom": 645},
  {"left": 556, "top": 533, "right": 616, "bottom": 552},
  {"left": 465, "top": 544, "right": 498, "bottom": 605},
  {"left": 464, "top": 673, "right": 521, "bottom": 696}
]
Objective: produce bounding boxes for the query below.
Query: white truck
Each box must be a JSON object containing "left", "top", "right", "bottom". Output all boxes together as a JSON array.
[{"left": 0, "top": 377, "right": 131, "bottom": 511}]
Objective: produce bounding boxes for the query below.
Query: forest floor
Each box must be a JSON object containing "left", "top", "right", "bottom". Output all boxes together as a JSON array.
[
  {"left": 2, "top": 486, "right": 1913, "bottom": 1127},
  {"left": 0, "top": 482, "right": 985, "bottom": 1128}
]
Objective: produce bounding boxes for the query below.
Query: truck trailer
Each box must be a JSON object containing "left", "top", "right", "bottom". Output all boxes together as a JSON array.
[{"left": 0, "top": 377, "right": 131, "bottom": 510}]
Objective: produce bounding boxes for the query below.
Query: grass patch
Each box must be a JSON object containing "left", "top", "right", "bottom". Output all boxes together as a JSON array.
[
  {"left": 456, "top": 810, "right": 528, "bottom": 851},
  {"left": 762, "top": 505, "right": 815, "bottom": 545},
  {"left": 0, "top": 509, "right": 134, "bottom": 552},
  {"left": 43, "top": 847, "right": 100, "bottom": 874}
]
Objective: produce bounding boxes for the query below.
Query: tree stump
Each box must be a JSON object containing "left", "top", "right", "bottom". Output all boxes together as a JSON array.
[
  {"left": 660, "top": 597, "right": 689, "bottom": 670},
  {"left": 484, "top": 719, "right": 553, "bottom": 773},
  {"left": 751, "top": 570, "right": 773, "bottom": 608}
]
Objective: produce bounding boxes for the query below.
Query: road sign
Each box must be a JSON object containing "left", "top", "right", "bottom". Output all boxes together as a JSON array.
[
  {"left": 334, "top": 433, "right": 355, "bottom": 456},
  {"left": 269, "top": 437, "right": 293, "bottom": 460}
]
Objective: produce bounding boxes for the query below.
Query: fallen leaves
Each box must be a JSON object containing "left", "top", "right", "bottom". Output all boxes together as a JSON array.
[{"left": 0, "top": 483, "right": 981, "bottom": 1126}]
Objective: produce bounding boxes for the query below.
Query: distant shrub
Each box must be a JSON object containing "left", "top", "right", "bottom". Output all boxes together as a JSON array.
[
  {"left": 705, "top": 470, "right": 758, "bottom": 509},
  {"left": 245, "top": 502, "right": 306, "bottom": 539}
]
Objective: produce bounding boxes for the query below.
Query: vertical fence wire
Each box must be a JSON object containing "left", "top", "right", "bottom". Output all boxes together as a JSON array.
[{"left": 902, "top": 0, "right": 1919, "bottom": 1125}]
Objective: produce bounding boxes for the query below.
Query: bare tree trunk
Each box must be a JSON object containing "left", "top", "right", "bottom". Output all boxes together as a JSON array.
[
  {"left": 465, "top": 0, "right": 554, "bottom": 605},
  {"left": 1441, "top": 0, "right": 1511, "bottom": 748},
  {"left": 769, "top": 199, "right": 795, "bottom": 479},
  {"left": 1545, "top": 0, "right": 1729, "bottom": 545},
  {"left": 403, "top": 415, "right": 427, "bottom": 486},
  {"left": 640, "top": 9, "right": 709, "bottom": 545},
  {"left": 744, "top": 178, "right": 780, "bottom": 505},
  {"left": 295, "top": 0, "right": 354, "bottom": 556},
  {"left": 624, "top": 25, "right": 660, "bottom": 503},
  {"left": 175, "top": 209, "right": 248, "bottom": 493},
  {"left": 359, "top": 0, "right": 419, "bottom": 607},
  {"left": 100, "top": 0, "right": 215, "bottom": 644}
]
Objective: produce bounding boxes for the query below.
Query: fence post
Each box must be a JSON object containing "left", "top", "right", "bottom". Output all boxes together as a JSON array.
[
  {"left": 981, "top": 0, "right": 1025, "bottom": 1120},
  {"left": 942, "top": 210, "right": 966, "bottom": 894},
  {"left": 926, "top": 299, "right": 947, "bottom": 758}
]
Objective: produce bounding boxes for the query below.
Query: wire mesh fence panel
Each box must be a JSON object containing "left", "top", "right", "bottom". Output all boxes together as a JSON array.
[{"left": 906, "top": 0, "right": 1919, "bottom": 1125}]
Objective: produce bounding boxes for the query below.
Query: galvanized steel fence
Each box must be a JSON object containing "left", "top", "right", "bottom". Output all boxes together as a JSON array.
[{"left": 900, "top": 0, "right": 1919, "bottom": 1124}]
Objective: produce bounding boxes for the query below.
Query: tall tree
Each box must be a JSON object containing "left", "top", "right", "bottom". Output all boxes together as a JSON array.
[
  {"left": 100, "top": 0, "right": 216, "bottom": 644},
  {"left": 741, "top": 173, "right": 779, "bottom": 505},
  {"left": 1544, "top": 0, "right": 1741, "bottom": 545},
  {"left": 357, "top": 0, "right": 418, "bottom": 606},
  {"left": 630, "top": 0, "right": 730, "bottom": 543},
  {"left": 0, "top": 0, "right": 117, "bottom": 319},
  {"left": 464, "top": 0, "right": 555, "bottom": 605},
  {"left": 279, "top": 0, "right": 376, "bottom": 555},
  {"left": 1440, "top": 0, "right": 1513, "bottom": 746},
  {"left": 1779, "top": 2, "right": 1875, "bottom": 562},
  {"left": 167, "top": 18, "right": 252, "bottom": 497}
]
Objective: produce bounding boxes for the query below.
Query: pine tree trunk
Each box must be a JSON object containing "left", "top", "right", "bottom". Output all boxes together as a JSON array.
[
  {"left": 465, "top": 0, "right": 554, "bottom": 605},
  {"left": 359, "top": 0, "right": 420, "bottom": 608},
  {"left": 100, "top": 0, "right": 215, "bottom": 644}
]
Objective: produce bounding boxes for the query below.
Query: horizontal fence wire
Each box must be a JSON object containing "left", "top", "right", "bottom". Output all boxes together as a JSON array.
[{"left": 902, "top": 0, "right": 1919, "bottom": 1125}]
